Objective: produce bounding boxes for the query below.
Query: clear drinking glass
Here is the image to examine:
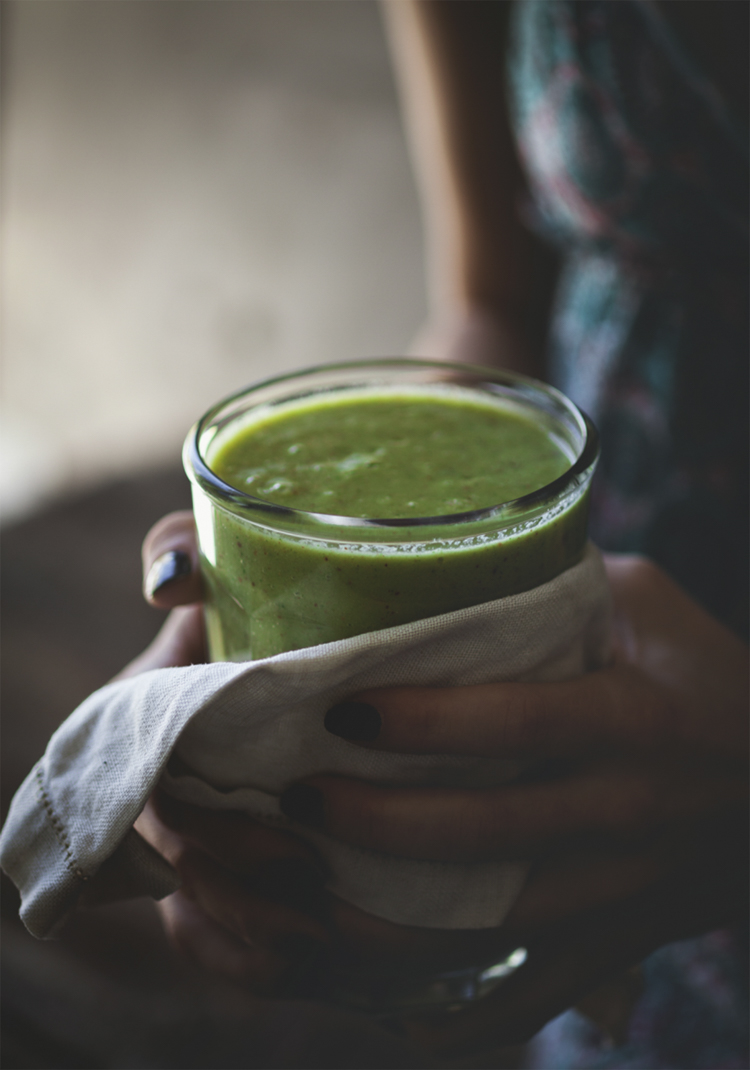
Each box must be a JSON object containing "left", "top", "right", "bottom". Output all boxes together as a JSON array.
[
  {"left": 183, "top": 358, "right": 599, "bottom": 1014},
  {"left": 184, "top": 359, "right": 598, "bottom": 662}
]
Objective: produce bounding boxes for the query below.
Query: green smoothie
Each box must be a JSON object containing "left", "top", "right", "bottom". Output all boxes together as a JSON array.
[
  {"left": 209, "top": 393, "right": 568, "bottom": 518},
  {"left": 188, "top": 380, "right": 594, "bottom": 661}
]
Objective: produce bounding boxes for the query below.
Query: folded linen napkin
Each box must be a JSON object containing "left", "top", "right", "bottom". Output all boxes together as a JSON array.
[{"left": 1, "top": 543, "right": 611, "bottom": 940}]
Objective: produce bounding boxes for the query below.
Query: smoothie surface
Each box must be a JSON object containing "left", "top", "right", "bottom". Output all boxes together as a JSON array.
[{"left": 209, "top": 390, "right": 570, "bottom": 518}]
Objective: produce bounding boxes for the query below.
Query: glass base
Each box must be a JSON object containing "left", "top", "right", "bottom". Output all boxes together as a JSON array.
[{"left": 319, "top": 947, "right": 528, "bottom": 1017}]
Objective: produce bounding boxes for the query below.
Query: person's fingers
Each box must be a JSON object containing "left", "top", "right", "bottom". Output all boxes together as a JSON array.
[
  {"left": 402, "top": 854, "right": 749, "bottom": 1059},
  {"left": 152, "top": 792, "right": 326, "bottom": 878},
  {"left": 603, "top": 553, "right": 748, "bottom": 670},
  {"left": 142, "top": 511, "right": 202, "bottom": 608},
  {"left": 323, "top": 557, "right": 748, "bottom": 763},
  {"left": 327, "top": 823, "right": 737, "bottom": 973},
  {"left": 325, "top": 895, "right": 513, "bottom": 975},
  {"left": 400, "top": 904, "right": 649, "bottom": 1056},
  {"left": 323, "top": 851, "right": 665, "bottom": 973},
  {"left": 326, "top": 808, "right": 747, "bottom": 981},
  {"left": 149, "top": 605, "right": 207, "bottom": 665},
  {"left": 279, "top": 763, "right": 745, "bottom": 861},
  {"left": 156, "top": 891, "right": 291, "bottom": 994},
  {"left": 177, "top": 847, "right": 330, "bottom": 952},
  {"left": 323, "top": 664, "right": 673, "bottom": 760},
  {"left": 603, "top": 554, "right": 749, "bottom": 757},
  {"left": 502, "top": 842, "right": 673, "bottom": 932},
  {"left": 321, "top": 850, "right": 662, "bottom": 976},
  {"left": 137, "top": 796, "right": 331, "bottom": 990}
]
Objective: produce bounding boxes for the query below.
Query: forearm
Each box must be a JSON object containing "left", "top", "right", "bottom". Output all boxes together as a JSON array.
[{"left": 382, "top": 1, "right": 532, "bottom": 328}]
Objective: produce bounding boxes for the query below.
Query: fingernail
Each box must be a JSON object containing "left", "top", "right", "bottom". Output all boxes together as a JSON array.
[
  {"left": 324, "top": 701, "right": 381, "bottom": 742},
  {"left": 145, "top": 550, "right": 192, "bottom": 599},
  {"left": 279, "top": 784, "right": 325, "bottom": 828}
]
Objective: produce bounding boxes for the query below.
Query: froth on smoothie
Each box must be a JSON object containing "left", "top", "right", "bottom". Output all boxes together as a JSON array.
[{"left": 207, "top": 386, "right": 572, "bottom": 519}]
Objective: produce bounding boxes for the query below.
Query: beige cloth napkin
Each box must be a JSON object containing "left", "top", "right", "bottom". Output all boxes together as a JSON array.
[{"left": 1, "top": 543, "right": 611, "bottom": 940}]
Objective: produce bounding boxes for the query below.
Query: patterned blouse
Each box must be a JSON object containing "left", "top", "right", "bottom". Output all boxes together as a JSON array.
[
  {"left": 510, "top": 0, "right": 749, "bottom": 639},
  {"left": 507, "top": 3, "right": 748, "bottom": 1067}
]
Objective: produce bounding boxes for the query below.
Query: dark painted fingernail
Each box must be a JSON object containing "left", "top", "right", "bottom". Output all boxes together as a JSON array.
[
  {"left": 145, "top": 550, "right": 192, "bottom": 599},
  {"left": 324, "top": 701, "right": 381, "bottom": 741},
  {"left": 279, "top": 784, "right": 325, "bottom": 828}
]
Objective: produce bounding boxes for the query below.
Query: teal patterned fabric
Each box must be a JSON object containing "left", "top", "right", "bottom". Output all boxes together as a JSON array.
[
  {"left": 527, "top": 929, "right": 749, "bottom": 1070},
  {"left": 508, "top": 3, "right": 748, "bottom": 1068},
  {"left": 509, "top": 0, "right": 749, "bottom": 638}
]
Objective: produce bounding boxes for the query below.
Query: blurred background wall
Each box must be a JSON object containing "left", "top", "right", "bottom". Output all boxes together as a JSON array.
[
  {"left": 2, "top": 0, "right": 426, "bottom": 522},
  {"left": 0, "top": 10, "right": 432, "bottom": 1064}
]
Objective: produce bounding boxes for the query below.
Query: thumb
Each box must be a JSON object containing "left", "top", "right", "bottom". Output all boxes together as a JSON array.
[{"left": 142, "top": 511, "right": 203, "bottom": 608}]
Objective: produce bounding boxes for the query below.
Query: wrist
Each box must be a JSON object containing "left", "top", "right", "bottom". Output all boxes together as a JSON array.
[{"left": 408, "top": 306, "right": 539, "bottom": 377}]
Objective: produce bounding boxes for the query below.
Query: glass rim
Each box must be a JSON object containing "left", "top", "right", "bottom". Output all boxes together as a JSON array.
[{"left": 184, "top": 358, "right": 600, "bottom": 531}]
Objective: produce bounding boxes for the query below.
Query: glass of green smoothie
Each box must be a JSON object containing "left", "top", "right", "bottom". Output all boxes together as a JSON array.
[
  {"left": 184, "top": 358, "right": 598, "bottom": 662},
  {"left": 182, "top": 358, "right": 598, "bottom": 1013}
]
